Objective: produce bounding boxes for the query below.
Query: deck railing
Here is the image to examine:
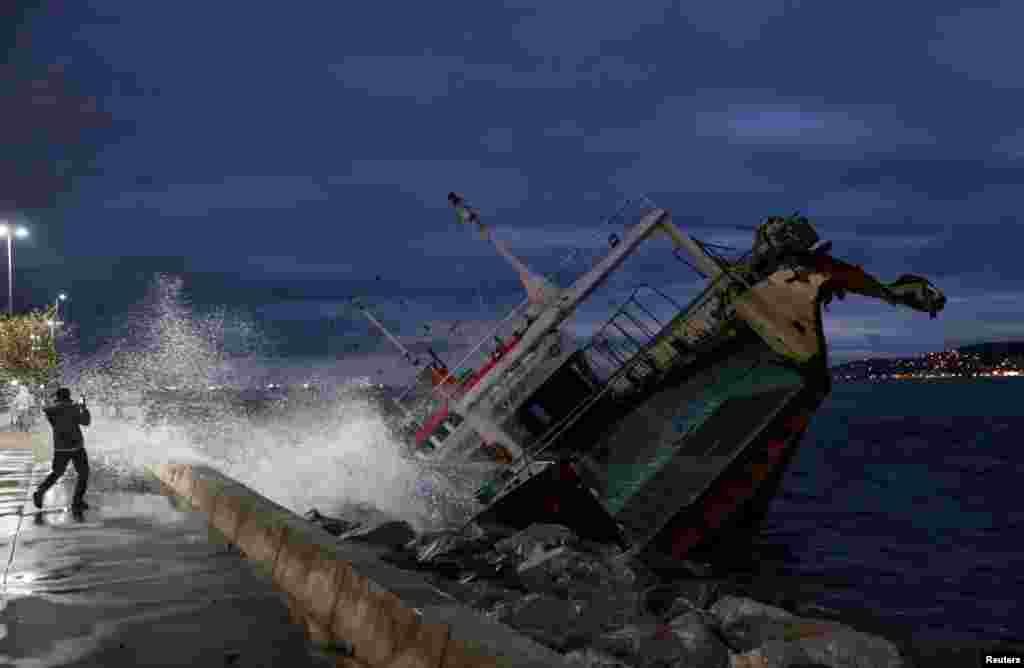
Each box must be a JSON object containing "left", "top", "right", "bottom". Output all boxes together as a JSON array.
[{"left": 498, "top": 267, "right": 748, "bottom": 481}]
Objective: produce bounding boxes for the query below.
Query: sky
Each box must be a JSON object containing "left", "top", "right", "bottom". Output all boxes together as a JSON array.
[{"left": 3, "top": 1, "right": 1023, "bottom": 376}]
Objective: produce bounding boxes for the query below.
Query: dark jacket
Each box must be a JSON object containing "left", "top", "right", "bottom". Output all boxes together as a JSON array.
[{"left": 45, "top": 400, "right": 91, "bottom": 451}]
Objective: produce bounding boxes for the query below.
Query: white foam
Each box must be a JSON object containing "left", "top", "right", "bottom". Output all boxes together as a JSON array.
[{"left": 62, "top": 275, "right": 472, "bottom": 532}]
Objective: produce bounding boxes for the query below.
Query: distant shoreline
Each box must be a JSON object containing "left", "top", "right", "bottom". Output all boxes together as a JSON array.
[{"left": 834, "top": 376, "right": 1024, "bottom": 383}]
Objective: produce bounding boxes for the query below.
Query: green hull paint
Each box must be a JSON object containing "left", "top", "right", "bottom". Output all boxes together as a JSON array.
[{"left": 601, "top": 360, "right": 803, "bottom": 514}]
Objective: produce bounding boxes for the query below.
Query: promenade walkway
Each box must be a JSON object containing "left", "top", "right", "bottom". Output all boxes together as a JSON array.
[{"left": 0, "top": 432, "right": 332, "bottom": 667}]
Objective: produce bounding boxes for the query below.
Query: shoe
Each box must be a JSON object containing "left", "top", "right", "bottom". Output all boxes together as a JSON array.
[
  {"left": 71, "top": 500, "right": 89, "bottom": 510},
  {"left": 32, "top": 490, "right": 43, "bottom": 509}
]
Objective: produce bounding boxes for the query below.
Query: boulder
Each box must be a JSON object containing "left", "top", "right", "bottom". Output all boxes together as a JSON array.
[
  {"left": 667, "top": 611, "right": 731, "bottom": 668},
  {"left": 729, "top": 642, "right": 810, "bottom": 668},
  {"left": 563, "top": 648, "right": 637, "bottom": 668},
  {"left": 644, "top": 580, "right": 720, "bottom": 619},
  {"left": 495, "top": 593, "right": 599, "bottom": 651},
  {"left": 799, "top": 630, "right": 906, "bottom": 668},
  {"left": 462, "top": 580, "right": 527, "bottom": 616},
  {"left": 590, "top": 614, "right": 729, "bottom": 668},
  {"left": 516, "top": 546, "right": 637, "bottom": 597},
  {"left": 573, "top": 588, "right": 645, "bottom": 633},
  {"left": 494, "top": 523, "right": 577, "bottom": 558},
  {"left": 726, "top": 624, "right": 907, "bottom": 668},
  {"left": 711, "top": 595, "right": 796, "bottom": 628},
  {"left": 721, "top": 616, "right": 848, "bottom": 653}
]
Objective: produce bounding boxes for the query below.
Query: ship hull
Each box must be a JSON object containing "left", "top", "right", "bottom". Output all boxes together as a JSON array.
[
  {"left": 638, "top": 380, "right": 826, "bottom": 570},
  {"left": 469, "top": 332, "right": 830, "bottom": 566}
]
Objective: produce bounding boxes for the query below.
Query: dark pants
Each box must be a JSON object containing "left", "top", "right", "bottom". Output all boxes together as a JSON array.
[{"left": 37, "top": 449, "right": 89, "bottom": 503}]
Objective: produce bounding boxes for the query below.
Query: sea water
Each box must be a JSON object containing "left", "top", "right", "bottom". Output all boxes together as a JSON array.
[{"left": 755, "top": 378, "right": 1023, "bottom": 644}]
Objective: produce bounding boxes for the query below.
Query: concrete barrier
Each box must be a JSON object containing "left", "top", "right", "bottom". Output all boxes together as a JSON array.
[{"left": 146, "top": 462, "right": 564, "bottom": 668}]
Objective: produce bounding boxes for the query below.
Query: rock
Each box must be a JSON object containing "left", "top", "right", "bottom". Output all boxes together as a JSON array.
[
  {"left": 563, "top": 648, "right": 638, "bottom": 668},
  {"left": 495, "top": 593, "right": 597, "bottom": 651},
  {"left": 590, "top": 622, "right": 663, "bottom": 662},
  {"left": 666, "top": 611, "right": 731, "bottom": 668},
  {"left": 644, "top": 580, "right": 720, "bottom": 618},
  {"left": 793, "top": 602, "right": 843, "bottom": 620},
  {"left": 726, "top": 624, "right": 907, "bottom": 668},
  {"left": 591, "top": 614, "right": 728, "bottom": 668},
  {"left": 304, "top": 508, "right": 361, "bottom": 536},
  {"left": 563, "top": 648, "right": 637, "bottom": 668},
  {"left": 517, "top": 545, "right": 568, "bottom": 573},
  {"left": 675, "top": 560, "right": 715, "bottom": 577},
  {"left": 423, "top": 575, "right": 524, "bottom": 617},
  {"left": 721, "top": 616, "right": 848, "bottom": 653},
  {"left": 494, "top": 523, "right": 577, "bottom": 558},
  {"left": 460, "top": 580, "right": 525, "bottom": 616},
  {"left": 516, "top": 546, "right": 637, "bottom": 597},
  {"left": 574, "top": 588, "right": 645, "bottom": 633},
  {"left": 338, "top": 520, "right": 417, "bottom": 549},
  {"left": 799, "top": 630, "right": 906, "bottom": 668},
  {"left": 729, "top": 643, "right": 809, "bottom": 668},
  {"left": 711, "top": 596, "right": 796, "bottom": 628}
]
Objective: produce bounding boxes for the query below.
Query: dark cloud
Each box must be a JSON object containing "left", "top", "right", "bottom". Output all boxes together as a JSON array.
[
  {"left": 0, "top": 60, "right": 123, "bottom": 212},
  {"left": 928, "top": 4, "right": 1024, "bottom": 90},
  {"left": 839, "top": 158, "right": 1024, "bottom": 202},
  {"left": 905, "top": 221, "right": 1024, "bottom": 280},
  {"left": 4, "top": 1, "right": 1021, "bottom": 359}
]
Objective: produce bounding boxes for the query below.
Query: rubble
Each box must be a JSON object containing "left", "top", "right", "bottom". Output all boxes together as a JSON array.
[{"left": 305, "top": 514, "right": 917, "bottom": 668}]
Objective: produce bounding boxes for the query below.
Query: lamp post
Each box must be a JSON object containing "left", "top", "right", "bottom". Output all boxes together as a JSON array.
[
  {"left": 54, "top": 292, "right": 67, "bottom": 332},
  {"left": 0, "top": 223, "right": 29, "bottom": 315}
]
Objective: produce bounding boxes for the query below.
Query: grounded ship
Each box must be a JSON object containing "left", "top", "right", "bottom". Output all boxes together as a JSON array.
[{"left": 357, "top": 193, "right": 947, "bottom": 568}]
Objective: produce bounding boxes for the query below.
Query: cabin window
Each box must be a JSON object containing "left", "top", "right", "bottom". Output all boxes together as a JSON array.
[
  {"left": 430, "top": 412, "right": 463, "bottom": 441},
  {"left": 516, "top": 351, "right": 598, "bottom": 438}
]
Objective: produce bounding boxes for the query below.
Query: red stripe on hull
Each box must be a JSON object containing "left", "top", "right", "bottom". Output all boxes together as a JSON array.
[{"left": 668, "top": 415, "right": 810, "bottom": 559}]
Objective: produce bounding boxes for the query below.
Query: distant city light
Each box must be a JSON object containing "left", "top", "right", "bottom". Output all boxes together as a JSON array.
[{"left": 834, "top": 346, "right": 1023, "bottom": 382}]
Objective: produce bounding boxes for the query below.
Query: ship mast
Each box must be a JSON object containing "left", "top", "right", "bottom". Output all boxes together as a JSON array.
[
  {"left": 447, "top": 192, "right": 560, "bottom": 313},
  {"left": 353, "top": 300, "right": 423, "bottom": 368}
]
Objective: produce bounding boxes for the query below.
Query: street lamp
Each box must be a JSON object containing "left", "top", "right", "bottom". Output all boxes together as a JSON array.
[
  {"left": 0, "top": 223, "right": 29, "bottom": 315},
  {"left": 55, "top": 292, "right": 67, "bottom": 326}
]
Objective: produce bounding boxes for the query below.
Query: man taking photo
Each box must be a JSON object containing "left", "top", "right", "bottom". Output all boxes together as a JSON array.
[{"left": 32, "top": 387, "right": 91, "bottom": 511}]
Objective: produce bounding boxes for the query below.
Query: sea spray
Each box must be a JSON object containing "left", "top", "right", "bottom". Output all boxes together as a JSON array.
[{"left": 59, "top": 274, "right": 473, "bottom": 531}]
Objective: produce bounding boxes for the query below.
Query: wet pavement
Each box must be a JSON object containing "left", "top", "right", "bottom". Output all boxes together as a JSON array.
[{"left": 0, "top": 446, "right": 331, "bottom": 667}]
